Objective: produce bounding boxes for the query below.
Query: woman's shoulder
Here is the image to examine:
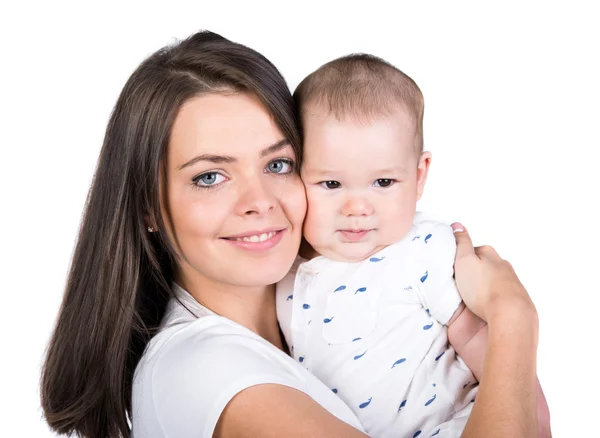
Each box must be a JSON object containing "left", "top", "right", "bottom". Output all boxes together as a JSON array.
[
  {"left": 139, "top": 285, "right": 302, "bottom": 376},
  {"left": 132, "top": 315, "right": 308, "bottom": 437},
  {"left": 139, "top": 313, "right": 301, "bottom": 379}
]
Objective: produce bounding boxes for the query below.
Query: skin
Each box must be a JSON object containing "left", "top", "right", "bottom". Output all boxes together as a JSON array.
[
  {"left": 449, "top": 239, "right": 552, "bottom": 438},
  {"left": 300, "top": 105, "right": 551, "bottom": 436},
  {"left": 163, "top": 92, "right": 306, "bottom": 347},
  {"left": 214, "top": 225, "right": 544, "bottom": 438},
  {"left": 452, "top": 226, "right": 541, "bottom": 437},
  {"left": 158, "top": 92, "right": 545, "bottom": 437},
  {"left": 299, "top": 105, "right": 490, "bottom": 360},
  {"left": 301, "top": 106, "right": 431, "bottom": 262}
]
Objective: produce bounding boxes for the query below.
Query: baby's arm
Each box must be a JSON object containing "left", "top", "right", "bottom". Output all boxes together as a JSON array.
[{"left": 447, "top": 303, "right": 486, "bottom": 381}]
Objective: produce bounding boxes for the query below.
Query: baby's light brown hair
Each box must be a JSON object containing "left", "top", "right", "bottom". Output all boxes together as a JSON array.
[{"left": 294, "top": 54, "right": 424, "bottom": 152}]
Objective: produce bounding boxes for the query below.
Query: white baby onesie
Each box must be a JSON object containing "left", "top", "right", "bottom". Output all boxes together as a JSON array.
[{"left": 277, "top": 213, "right": 478, "bottom": 438}]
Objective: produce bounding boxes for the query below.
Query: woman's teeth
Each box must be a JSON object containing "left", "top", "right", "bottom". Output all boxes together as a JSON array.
[{"left": 234, "top": 231, "right": 276, "bottom": 242}]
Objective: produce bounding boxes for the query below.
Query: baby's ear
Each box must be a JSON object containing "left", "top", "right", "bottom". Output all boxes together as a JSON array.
[{"left": 416, "top": 151, "right": 432, "bottom": 200}]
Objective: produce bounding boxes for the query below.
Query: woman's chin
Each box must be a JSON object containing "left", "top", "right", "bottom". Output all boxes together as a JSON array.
[
  {"left": 244, "top": 260, "right": 296, "bottom": 286},
  {"left": 212, "top": 253, "right": 296, "bottom": 288}
]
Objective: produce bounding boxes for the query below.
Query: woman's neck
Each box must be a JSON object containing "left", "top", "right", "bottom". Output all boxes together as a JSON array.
[{"left": 179, "top": 274, "right": 284, "bottom": 350}]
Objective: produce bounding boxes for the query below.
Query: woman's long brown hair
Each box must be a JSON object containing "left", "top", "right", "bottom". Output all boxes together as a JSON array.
[{"left": 40, "top": 30, "right": 302, "bottom": 438}]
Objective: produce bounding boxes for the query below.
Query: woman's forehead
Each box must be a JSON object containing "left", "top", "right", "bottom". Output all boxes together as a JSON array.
[{"left": 169, "top": 93, "right": 285, "bottom": 165}]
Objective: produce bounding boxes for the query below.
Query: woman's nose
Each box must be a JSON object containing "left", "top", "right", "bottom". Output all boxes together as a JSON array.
[{"left": 235, "top": 177, "right": 277, "bottom": 217}]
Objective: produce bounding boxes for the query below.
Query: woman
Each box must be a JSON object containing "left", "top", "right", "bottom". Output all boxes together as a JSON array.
[{"left": 41, "top": 31, "right": 541, "bottom": 437}]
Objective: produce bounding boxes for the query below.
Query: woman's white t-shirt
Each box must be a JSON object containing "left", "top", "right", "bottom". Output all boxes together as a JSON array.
[{"left": 131, "top": 284, "right": 364, "bottom": 437}]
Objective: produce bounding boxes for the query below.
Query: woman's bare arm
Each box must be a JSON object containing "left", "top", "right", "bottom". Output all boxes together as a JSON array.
[
  {"left": 451, "top": 224, "right": 541, "bottom": 437},
  {"left": 214, "top": 384, "right": 368, "bottom": 438},
  {"left": 216, "top": 223, "right": 547, "bottom": 438},
  {"left": 462, "top": 303, "right": 539, "bottom": 437},
  {"left": 449, "top": 305, "right": 552, "bottom": 437}
]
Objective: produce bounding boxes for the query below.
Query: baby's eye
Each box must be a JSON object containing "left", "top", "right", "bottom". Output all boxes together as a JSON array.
[
  {"left": 373, "top": 179, "right": 394, "bottom": 188},
  {"left": 267, "top": 158, "right": 294, "bottom": 174},
  {"left": 319, "top": 181, "right": 341, "bottom": 189},
  {"left": 193, "top": 172, "right": 226, "bottom": 187}
]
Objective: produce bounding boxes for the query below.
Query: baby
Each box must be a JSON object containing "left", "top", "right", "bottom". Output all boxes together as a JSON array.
[{"left": 276, "top": 55, "right": 480, "bottom": 438}]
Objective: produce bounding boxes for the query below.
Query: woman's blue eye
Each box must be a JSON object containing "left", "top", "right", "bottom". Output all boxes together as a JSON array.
[
  {"left": 374, "top": 179, "right": 394, "bottom": 188},
  {"left": 194, "top": 172, "right": 226, "bottom": 187},
  {"left": 267, "top": 159, "right": 293, "bottom": 174},
  {"left": 319, "top": 181, "right": 341, "bottom": 189}
]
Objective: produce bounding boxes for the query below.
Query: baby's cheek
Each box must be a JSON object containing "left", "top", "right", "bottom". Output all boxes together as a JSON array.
[{"left": 381, "top": 207, "right": 415, "bottom": 243}]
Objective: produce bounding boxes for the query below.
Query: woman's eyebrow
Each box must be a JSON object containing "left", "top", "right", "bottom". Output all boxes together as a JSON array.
[
  {"left": 178, "top": 154, "right": 235, "bottom": 169},
  {"left": 178, "top": 139, "right": 290, "bottom": 170},
  {"left": 260, "top": 139, "right": 290, "bottom": 157}
]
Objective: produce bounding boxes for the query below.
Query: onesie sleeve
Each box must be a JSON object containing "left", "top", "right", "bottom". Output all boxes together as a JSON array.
[
  {"left": 149, "top": 324, "right": 306, "bottom": 438},
  {"left": 413, "top": 220, "right": 463, "bottom": 325}
]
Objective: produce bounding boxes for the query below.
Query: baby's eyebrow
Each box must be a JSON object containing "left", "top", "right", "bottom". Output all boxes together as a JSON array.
[
  {"left": 375, "top": 166, "right": 409, "bottom": 176},
  {"left": 303, "top": 168, "right": 340, "bottom": 177},
  {"left": 303, "top": 166, "right": 409, "bottom": 177}
]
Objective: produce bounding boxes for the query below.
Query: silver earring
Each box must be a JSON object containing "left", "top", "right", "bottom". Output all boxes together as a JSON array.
[{"left": 147, "top": 226, "right": 154, "bottom": 233}]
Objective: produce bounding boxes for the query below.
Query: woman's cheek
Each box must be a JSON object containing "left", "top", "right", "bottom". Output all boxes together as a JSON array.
[
  {"left": 304, "top": 191, "right": 330, "bottom": 245},
  {"left": 284, "top": 176, "right": 308, "bottom": 229}
]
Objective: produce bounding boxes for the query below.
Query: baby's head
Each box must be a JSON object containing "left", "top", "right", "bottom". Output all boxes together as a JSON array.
[{"left": 295, "top": 54, "right": 431, "bottom": 262}]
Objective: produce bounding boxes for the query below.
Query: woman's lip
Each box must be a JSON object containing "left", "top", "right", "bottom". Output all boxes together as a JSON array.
[
  {"left": 222, "top": 229, "right": 286, "bottom": 251},
  {"left": 222, "top": 227, "right": 286, "bottom": 239}
]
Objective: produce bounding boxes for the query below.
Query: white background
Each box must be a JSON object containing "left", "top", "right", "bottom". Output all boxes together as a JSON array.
[{"left": 1, "top": 1, "right": 598, "bottom": 436}]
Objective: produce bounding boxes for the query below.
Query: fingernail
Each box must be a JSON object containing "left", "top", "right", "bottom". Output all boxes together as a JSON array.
[{"left": 451, "top": 222, "right": 465, "bottom": 233}]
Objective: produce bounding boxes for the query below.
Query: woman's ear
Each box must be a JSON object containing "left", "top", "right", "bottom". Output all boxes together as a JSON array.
[
  {"left": 145, "top": 214, "right": 157, "bottom": 233},
  {"left": 416, "top": 151, "right": 432, "bottom": 201}
]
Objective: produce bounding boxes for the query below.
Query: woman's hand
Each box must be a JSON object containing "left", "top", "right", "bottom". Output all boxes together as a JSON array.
[
  {"left": 451, "top": 223, "right": 536, "bottom": 323},
  {"left": 452, "top": 223, "right": 542, "bottom": 437}
]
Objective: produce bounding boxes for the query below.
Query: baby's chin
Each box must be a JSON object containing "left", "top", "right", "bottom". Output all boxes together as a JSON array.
[{"left": 313, "top": 242, "right": 387, "bottom": 263}]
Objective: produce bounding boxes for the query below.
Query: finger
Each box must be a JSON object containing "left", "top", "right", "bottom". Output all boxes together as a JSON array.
[
  {"left": 474, "top": 244, "right": 501, "bottom": 260},
  {"left": 451, "top": 222, "right": 474, "bottom": 260}
]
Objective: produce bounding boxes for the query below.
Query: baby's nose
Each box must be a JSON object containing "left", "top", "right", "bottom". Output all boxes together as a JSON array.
[{"left": 342, "top": 197, "right": 374, "bottom": 216}]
